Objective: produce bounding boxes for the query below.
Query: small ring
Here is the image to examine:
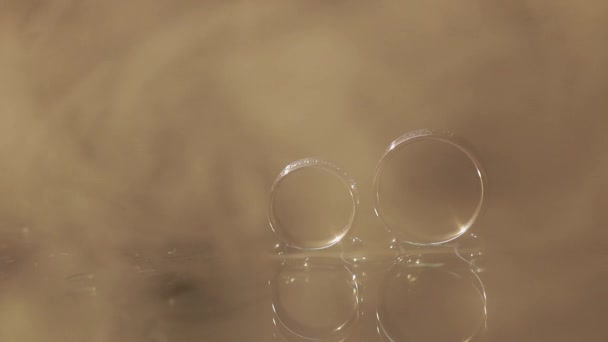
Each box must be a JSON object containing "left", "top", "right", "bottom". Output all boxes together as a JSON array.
[
  {"left": 372, "top": 129, "right": 486, "bottom": 246},
  {"left": 268, "top": 158, "right": 359, "bottom": 250}
]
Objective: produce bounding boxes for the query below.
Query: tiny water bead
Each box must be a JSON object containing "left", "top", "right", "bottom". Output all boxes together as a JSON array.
[
  {"left": 373, "top": 130, "right": 486, "bottom": 246},
  {"left": 269, "top": 158, "right": 359, "bottom": 250},
  {"left": 271, "top": 262, "right": 360, "bottom": 341}
]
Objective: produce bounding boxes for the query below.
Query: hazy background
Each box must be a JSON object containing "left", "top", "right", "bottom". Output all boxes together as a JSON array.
[{"left": 0, "top": 1, "right": 606, "bottom": 341}]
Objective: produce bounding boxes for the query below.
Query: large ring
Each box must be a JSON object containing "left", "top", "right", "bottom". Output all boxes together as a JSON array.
[{"left": 372, "top": 129, "right": 486, "bottom": 246}]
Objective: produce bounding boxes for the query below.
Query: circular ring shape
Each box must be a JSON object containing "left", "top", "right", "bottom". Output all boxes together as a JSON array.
[
  {"left": 271, "top": 262, "right": 360, "bottom": 341},
  {"left": 377, "top": 254, "right": 487, "bottom": 342},
  {"left": 372, "top": 129, "right": 486, "bottom": 246},
  {"left": 269, "top": 158, "right": 359, "bottom": 250}
]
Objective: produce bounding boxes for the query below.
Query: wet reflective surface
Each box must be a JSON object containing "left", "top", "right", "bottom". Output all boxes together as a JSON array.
[
  {"left": 1, "top": 1, "right": 607, "bottom": 341},
  {"left": 269, "top": 240, "right": 489, "bottom": 342}
]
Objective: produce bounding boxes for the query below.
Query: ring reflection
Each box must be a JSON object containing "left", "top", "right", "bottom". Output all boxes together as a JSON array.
[
  {"left": 271, "top": 260, "right": 360, "bottom": 341},
  {"left": 377, "top": 251, "right": 487, "bottom": 342}
]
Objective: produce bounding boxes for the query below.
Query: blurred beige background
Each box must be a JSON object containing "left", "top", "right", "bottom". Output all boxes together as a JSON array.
[{"left": 0, "top": 1, "right": 607, "bottom": 341}]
